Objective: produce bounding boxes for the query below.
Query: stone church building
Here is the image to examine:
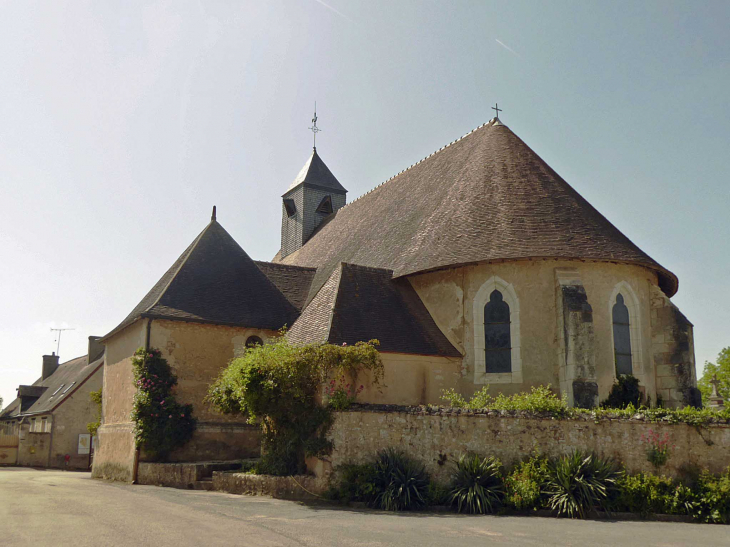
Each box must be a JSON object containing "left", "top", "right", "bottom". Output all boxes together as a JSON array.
[{"left": 93, "top": 117, "right": 698, "bottom": 481}]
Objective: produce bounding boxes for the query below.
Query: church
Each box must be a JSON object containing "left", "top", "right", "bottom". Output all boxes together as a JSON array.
[{"left": 92, "top": 115, "right": 698, "bottom": 481}]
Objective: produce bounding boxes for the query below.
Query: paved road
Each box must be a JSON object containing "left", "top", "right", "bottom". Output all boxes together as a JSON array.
[{"left": 0, "top": 468, "right": 728, "bottom": 546}]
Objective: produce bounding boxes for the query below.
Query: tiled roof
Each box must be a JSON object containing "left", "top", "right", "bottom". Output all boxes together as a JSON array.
[
  {"left": 254, "top": 261, "right": 316, "bottom": 312},
  {"left": 103, "top": 219, "right": 299, "bottom": 341},
  {"left": 287, "top": 263, "right": 461, "bottom": 357},
  {"left": 0, "top": 354, "right": 103, "bottom": 418},
  {"left": 284, "top": 148, "right": 347, "bottom": 195},
  {"left": 278, "top": 120, "right": 678, "bottom": 299}
]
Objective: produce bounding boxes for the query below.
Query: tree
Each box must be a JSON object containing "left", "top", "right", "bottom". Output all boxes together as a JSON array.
[{"left": 698, "top": 347, "right": 730, "bottom": 406}]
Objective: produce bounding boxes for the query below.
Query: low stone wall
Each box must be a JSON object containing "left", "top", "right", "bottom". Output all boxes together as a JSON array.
[
  {"left": 212, "top": 472, "right": 324, "bottom": 500},
  {"left": 138, "top": 460, "right": 247, "bottom": 489},
  {"left": 318, "top": 406, "right": 730, "bottom": 484}
]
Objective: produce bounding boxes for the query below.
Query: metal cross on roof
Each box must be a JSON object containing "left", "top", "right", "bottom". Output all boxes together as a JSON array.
[
  {"left": 492, "top": 103, "right": 502, "bottom": 120},
  {"left": 309, "top": 102, "right": 321, "bottom": 150}
]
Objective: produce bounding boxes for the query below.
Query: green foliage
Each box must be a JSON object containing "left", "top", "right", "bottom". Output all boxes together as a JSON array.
[
  {"left": 131, "top": 347, "right": 196, "bottom": 461},
  {"left": 371, "top": 448, "right": 430, "bottom": 511},
  {"left": 614, "top": 473, "right": 676, "bottom": 516},
  {"left": 326, "top": 463, "right": 378, "bottom": 503},
  {"left": 692, "top": 468, "right": 730, "bottom": 523},
  {"left": 440, "top": 385, "right": 568, "bottom": 415},
  {"left": 505, "top": 453, "right": 550, "bottom": 511},
  {"left": 324, "top": 374, "right": 364, "bottom": 411},
  {"left": 426, "top": 482, "right": 451, "bottom": 506},
  {"left": 698, "top": 347, "right": 730, "bottom": 406},
  {"left": 86, "top": 388, "right": 102, "bottom": 437},
  {"left": 544, "top": 451, "right": 621, "bottom": 519},
  {"left": 448, "top": 454, "right": 505, "bottom": 514},
  {"left": 207, "top": 336, "right": 383, "bottom": 476},
  {"left": 601, "top": 375, "right": 643, "bottom": 409}
]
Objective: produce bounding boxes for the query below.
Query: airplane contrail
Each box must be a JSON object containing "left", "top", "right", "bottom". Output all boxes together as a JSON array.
[
  {"left": 313, "top": 0, "right": 352, "bottom": 22},
  {"left": 495, "top": 38, "right": 522, "bottom": 59}
]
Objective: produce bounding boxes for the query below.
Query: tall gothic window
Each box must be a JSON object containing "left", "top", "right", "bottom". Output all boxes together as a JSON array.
[
  {"left": 612, "top": 293, "right": 633, "bottom": 375},
  {"left": 484, "top": 289, "right": 511, "bottom": 373}
]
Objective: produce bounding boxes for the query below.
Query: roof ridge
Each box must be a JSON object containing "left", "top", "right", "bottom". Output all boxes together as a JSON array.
[
  {"left": 142, "top": 221, "right": 214, "bottom": 315},
  {"left": 339, "top": 120, "right": 494, "bottom": 210},
  {"left": 253, "top": 260, "right": 317, "bottom": 272},
  {"left": 340, "top": 262, "right": 395, "bottom": 275}
]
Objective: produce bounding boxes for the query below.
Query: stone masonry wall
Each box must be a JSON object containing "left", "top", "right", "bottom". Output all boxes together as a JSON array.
[{"left": 317, "top": 407, "right": 730, "bottom": 484}]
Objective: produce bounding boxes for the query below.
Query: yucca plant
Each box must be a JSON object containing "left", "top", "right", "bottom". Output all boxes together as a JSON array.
[
  {"left": 371, "top": 448, "right": 430, "bottom": 511},
  {"left": 448, "top": 454, "right": 505, "bottom": 514},
  {"left": 545, "top": 451, "right": 621, "bottom": 518}
]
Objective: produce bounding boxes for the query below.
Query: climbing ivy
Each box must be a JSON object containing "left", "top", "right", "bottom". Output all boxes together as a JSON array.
[
  {"left": 86, "top": 388, "right": 102, "bottom": 437},
  {"left": 131, "top": 347, "right": 196, "bottom": 461},
  {"left": 207, "top": 337, "right": 383, "bottom": 476}
]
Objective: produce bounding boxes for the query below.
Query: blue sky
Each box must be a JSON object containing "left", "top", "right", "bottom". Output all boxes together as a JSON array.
[{"left": 1, "top": 0, "right": 728, "bottom": 407}]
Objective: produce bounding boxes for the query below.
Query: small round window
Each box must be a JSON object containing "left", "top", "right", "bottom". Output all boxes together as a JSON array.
[{"left": 245, "top": 336, "right": 264, "bottom": 349}]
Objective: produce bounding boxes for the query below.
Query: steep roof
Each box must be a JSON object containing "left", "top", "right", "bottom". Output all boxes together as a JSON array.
[
  {"left": 254, "top": 261, "right": 316, "bottom": 312},
  {"left": 103, "top": 217, "right": 298, "bottom": 341},
  {"left": 284, "top": 148, "right": 347, "bottom": 195},
  {"left": 0, "top": 354, "right": 103, "bottom": 418},
  {"left": 278, "top": 119, "right": 678, "bottom": 299},
  {"left": 287, "top": 263, "right": 461, "bottom": 357}
]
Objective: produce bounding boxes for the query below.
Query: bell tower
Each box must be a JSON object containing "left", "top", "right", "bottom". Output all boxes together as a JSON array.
[{"left": 281, "top": 108, "right": 347, "bottom": 258}]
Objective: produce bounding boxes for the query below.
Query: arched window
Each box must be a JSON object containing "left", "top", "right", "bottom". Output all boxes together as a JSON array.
[
  {"left": 473, "top": 276, "right": 521, "bottom": 384},
  {"left": 484, "top": 290, "right": 511, "bottom": 373},
  {"left": 245, "top": 336, "right": 264, "bottom": 349},
  {"left": 612, "top": 293, "right": 632, "bottom": 375}
]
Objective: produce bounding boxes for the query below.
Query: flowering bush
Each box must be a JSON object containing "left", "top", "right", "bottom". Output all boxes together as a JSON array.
[
  {"left": 325, "top": 375, "right": 364, "bottom": 411},
  {"left": 131, "top": 347, "right": 196, "bottom": 461},
  {"left": 640, "top": 429, "right": 673, "bottom": 468}
]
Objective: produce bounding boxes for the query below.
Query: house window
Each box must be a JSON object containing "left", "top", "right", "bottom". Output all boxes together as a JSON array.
[
  {"left": 245, "top": 336, "right": 264, "bottom": 348},
  {"left": 283, "top": 198, "right": 296, "bottom": 217},
  {"left": 484, "top": 290, "right": 511, "bottom": 373},
  {"left": 612, "top": 293, "right": 633, "bottom": 375},
  {"left": 62, "top": 382, "right": 76, "bottom": 395},
  {"left": 51, "top": 384, "right": 65, "bottom": 396}
]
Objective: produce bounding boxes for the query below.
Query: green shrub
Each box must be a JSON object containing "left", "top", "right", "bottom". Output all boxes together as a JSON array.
[
  {"left": 490, "top": 386, "right": 568, "bottom": 414},
  {"left": 207, "top": 336, "right": 383, "bottom": 475},
  {"left": 692, "top": 468, "right": 730, "bottom": 523},
  {"left": 601, "top": 375, "right": 643, "bottom": 409},
  {"left": 545, "top": 451, "right": 621, "bottom": 518},
  {"left": 326, "top": 463, "right": 377, "bottom": 503},
  {"left": 448, "top": 454, "right": 505, "bottom": 514},
  {"left": 615, "top": 472, "right": 676, "bottom": 516},
  {"left": 426, "top": 482, "right": 451, "bottom": 506},
  {"left": 440, "top": 385, "right": 567, "bottom": 415},
  {"left": 505, "top": 453, "right": 550, "bottom": 511},
  {"left": 371, "top": 448, "right": 430, "bottom": 511},
  {"left": 131, "top": 348, "right": 196, "bottom": 461}
]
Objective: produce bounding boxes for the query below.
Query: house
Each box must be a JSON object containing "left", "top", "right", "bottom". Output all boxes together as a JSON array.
[
  {"left": 92, "top": 116, "right": 698, "bottom": 481},
  {"left": 0, "top": 337, "right": 104, "bottom": 469}
]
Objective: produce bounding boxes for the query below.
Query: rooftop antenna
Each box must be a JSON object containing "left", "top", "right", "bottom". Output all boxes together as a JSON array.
[
  {"left": 50, "top": 327, "right": 74, "bottom": 356},
  {"left": 491, "top": 103, "right": 502, "bottom": 120},
  {"left": 309, "top": 102, "right": 321, "bottom": 150}
]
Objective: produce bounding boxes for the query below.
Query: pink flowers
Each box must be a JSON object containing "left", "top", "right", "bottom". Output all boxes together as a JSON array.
[{"left": 640, "top": 429, "right": 674, "bottom": 468}]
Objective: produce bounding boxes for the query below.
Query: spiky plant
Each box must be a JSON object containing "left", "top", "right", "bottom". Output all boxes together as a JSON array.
[
  {"left": 371, "top": 448, "right": 430, "bottom": 511},
  {"left": 545, "top": 451, "right": 621, "bottom": 518},
  {"left": 448, "top": 454, "right": 505, "bottom": 514}
]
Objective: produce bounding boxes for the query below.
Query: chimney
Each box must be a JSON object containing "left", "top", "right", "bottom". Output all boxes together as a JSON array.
[
  {"left": 88, "top": 336, "right": 104, "bottom": 363},
  {"left": 42, "top": 353, "right": 60, "bottom": 380}
]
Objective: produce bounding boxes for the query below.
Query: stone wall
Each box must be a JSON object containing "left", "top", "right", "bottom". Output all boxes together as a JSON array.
[{"left": 317, "top": 407, "right": 730, "bottom": 484}]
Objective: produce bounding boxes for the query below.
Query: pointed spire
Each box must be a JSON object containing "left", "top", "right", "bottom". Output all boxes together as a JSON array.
[{"left": 211, "top": 205, "right": 217, "bottom": 222}]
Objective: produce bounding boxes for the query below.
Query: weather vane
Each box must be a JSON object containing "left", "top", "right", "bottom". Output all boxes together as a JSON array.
[
  {"left": 492, "top": 103, "right": 502, "bottom": 120},
  {"left": 309, "top": 102, "right": 321, "bottom": 150}
]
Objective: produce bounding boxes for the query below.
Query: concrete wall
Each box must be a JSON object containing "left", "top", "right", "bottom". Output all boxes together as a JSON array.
[
  {"left": 48, "top": 364, "right": 103, "bottom": 469},
  {"left": 94, "top": 319, "right": 266, "bottom": 481},
  {"left": 17, "top": 421, "right": 51, "bottom": 467},
  {"left": 320, "top": 408, "right": 730, "bottom": 484},
  {"left": 407, "top": 259, "right": 688, "bottom": 405}
]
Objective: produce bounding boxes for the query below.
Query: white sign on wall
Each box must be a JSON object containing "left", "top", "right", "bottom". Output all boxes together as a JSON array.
[{"left": 78, "top": 433, "right": 91, "bottom": 455}]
